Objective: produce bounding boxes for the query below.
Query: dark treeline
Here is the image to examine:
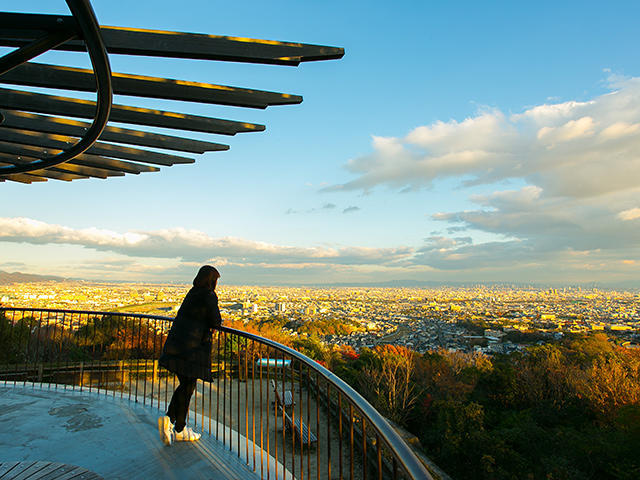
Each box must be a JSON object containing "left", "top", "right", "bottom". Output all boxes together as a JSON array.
[{"left": 338, "top": 335, "right": 640, "bottom": 479}]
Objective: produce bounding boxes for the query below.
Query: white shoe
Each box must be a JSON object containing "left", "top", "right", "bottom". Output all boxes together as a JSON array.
[
  {"left": 174, "top": 426, "right": 201, "bottom": 442},
  {"left": 158, "top": 416, "right": 173, "bottom": 446}
]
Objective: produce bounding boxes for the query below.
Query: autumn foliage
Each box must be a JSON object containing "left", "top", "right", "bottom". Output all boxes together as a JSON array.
[{"left": 286, "top": 331, "right": 640, "bottom": 479}]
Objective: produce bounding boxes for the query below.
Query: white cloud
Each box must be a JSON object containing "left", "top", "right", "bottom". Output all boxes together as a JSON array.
[
  {"left": 1, "top": 214, "right": 637, "bottom": 285},
  {"left": 406, "top": 110, "right": 511, "bottom": 153},
  {"left": 599, "top": 121, "right": 640, "bottom": 140},
  {"left": 536, "top": 116, "right": 596, "bottom": 144},
  {"left": 318, "top": 75, "right": 640, "bottom": 284},
  {"left": 329, "top": 76, "right": 640, "bottom": 198},
  {"left": 512, "top": 100, "right": 594, "bottom": 124},
  {"left": 422, "top": 183, "right": 640, "bottom": 278},
  {"left": 470, "top": 186, "right": 543, "bottom": 209},
  {"left": 618, "top": 207, "right": 640, "bottom": 221},
  {"left": 0, "top": 217, "right": 413, "bottom": 267},
  {"left": 4, "top": 77, "right": 640, "bottom": 285}
]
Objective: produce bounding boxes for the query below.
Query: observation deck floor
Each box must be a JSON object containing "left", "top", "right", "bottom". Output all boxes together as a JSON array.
[{"left": 0, "top": 384, "right": 257, "bottom": 480}]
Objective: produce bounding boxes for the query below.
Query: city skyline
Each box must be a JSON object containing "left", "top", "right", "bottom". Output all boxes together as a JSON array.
[{"left": 1, "top": 0, "right": 640, "bottom": 286}]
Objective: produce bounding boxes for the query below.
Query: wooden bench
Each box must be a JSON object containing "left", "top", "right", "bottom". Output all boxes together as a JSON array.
[
  {"left": 281, "top": 408, "right": 317, "bottom": 447},
  {"left": 270, "top": 379, "right": 294, "bottom": 409}
]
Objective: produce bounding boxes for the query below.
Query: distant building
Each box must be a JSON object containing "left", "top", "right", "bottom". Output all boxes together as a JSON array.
[{"left": 608, "top": 324, "right": 632, "bottom": 331}]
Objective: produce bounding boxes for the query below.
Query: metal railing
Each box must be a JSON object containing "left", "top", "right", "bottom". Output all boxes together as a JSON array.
[{"left": 0, "top": 307, "right": 432, "bottom": 480}]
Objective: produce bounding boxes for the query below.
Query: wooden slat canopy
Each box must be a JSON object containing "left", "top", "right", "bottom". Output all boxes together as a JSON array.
[
  {"left": 0, "top": 13, "right": 345, "bottom": 66},
  {"left": 0, "top": 88, "right": 265, "bottom": 135},
  {"left": 0, "top": 1, "right": 343, "bottom": 183}
]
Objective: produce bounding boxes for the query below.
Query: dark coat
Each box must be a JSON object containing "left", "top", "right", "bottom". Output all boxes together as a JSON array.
[{"left": 158, "top": 287, "right": 222, "bottom": 381}]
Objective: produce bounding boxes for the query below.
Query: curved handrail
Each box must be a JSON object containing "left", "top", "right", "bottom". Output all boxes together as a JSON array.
[
  {"left": 1, "top": 306, "right": 170, "bottom": 321},
  {"left": 0, "top": 306, "right": 432, "bottom": 479},
  {"left": 218, "top": 325, "right": 433, "bottom": 480},
  {"left": 0, "top": 0, "right": 112, "bottom": 175}
]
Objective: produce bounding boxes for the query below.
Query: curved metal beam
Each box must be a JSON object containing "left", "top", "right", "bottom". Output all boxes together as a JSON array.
[
  {"left": 0, "top": 0, "right": 112, "bottom": 175},
  {"left": 217, "top": 325, "right": 434, "bottom": 480}
]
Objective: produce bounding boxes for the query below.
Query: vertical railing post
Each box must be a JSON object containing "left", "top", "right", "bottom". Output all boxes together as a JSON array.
[
  {"left": 376, "top": 435, "right": 382, "bottom": 480},
  {"left": 306, "top": 364, "right": 311, "bottom": 479},
  {"left": 162, "top": 323, "right": 168, "bottom": 410},
  {"left": 216, "top": 330, "right": 221, "bottom": 440},
  {"left": 54, "top": 311, "right": 64, "bottom": 391},
  {"left": 150, "top": 320, "right": 158, "bottom": 410},
  {"left": 34, "top": 311, "right": 44, "bottom": 388},
  {"left": 339, "top": 393, "right": 343, "bottom": 480},
  {"left": 223, "top": 330, "right": 227, "bottom": 449},
  {"left": 267, "top": 347, "right": 272, "bottom": 480},
  {"left": 64, "top": 312, "right": 73, "bottom": 391},
  {"left": 245, "top": 338, "right": 249, "bottom": 463},
  {"left": 316, "top": 371, "right": 320, "bottom": 480},
  {"left": 259, "top": 344, "right": 264, "bottom": 480},
  {"left": 119, "top": 359, "right": 125, "bottom": 396},
  {"left": 350, "top": 404, "right": 354, "bottom": 480},
  {"left": 362, "top": 418, "right": 367, "bottom": 480},
  {"left": 80, "top": 313, "right": 88, "bottom": 393},
  {"left": 298, "top": 361, "right": 303, "bottom": 480},
  {"left": 281, "top": 351, "right": 286, "bottom": 474},
  {"left": 291, "top": 353, "right": 296, "bottom": 480},
  {"left": 274, "top": 349, "right": 279, "bottom": 480},
  {"left": 90, "top": 314, "right": 97, "bottom": 395},
  {"left": 251, "top": 339, "right": 256, "bottom": 471},
  {"left": 24, "top": 311, "right": 34, "bottom": 387},
  {"left": 208, "top": 337, "right": 213, "bottom": 437},
  {"left": 152, "top": 360, "right": 158, "bottom": 385},
  {"left": 0, "top": 308, "right": 9, "bottom": 387},
  {"left": 237, "top": 333, "right": 241, "bottom": 458},
  {"left": 327, "top": 383, "right": 332, "bottom": 480}
]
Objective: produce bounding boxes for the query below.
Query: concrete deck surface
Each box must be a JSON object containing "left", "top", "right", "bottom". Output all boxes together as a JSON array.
[{"left": 0, "top": 384, "right": 258, "bottom": 480}]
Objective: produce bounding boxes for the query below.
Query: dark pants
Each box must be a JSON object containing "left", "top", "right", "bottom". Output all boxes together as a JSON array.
[{"left": 167, "top": 374, "right": 197, "bottom": 433}]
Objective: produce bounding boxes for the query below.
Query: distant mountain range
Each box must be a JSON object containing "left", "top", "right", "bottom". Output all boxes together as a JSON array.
[
  {"left": 0, "top": 270, "right": 637, "bottom": 290},
  {"left": 0, "top": 270, "right": 67, "bottom": 284}
]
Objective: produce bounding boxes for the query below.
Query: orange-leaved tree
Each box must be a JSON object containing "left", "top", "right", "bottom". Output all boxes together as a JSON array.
[{"left": 357, "top": 344, "right": 419, "bottom": 425}]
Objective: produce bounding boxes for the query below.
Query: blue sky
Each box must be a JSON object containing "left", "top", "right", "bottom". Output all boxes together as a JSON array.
[{"left": 1, "top": 0, "right": 640, "bottom": 286}]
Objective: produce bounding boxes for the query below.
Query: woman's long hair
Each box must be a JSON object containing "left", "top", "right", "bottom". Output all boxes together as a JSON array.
[{"left": 193, "top": 265, "right": 220, "bottom": 291}]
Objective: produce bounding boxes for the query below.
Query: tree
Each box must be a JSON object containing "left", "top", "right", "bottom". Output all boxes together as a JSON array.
[
  {"left": 582, "top": 354, "right": 640, "bottom": 420},
  {"left": 357, "top": 345, "right": 419, "bottom": 425}
]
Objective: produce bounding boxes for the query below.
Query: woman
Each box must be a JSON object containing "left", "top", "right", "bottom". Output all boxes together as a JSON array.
[{"left": 158, "top": 265, "right": 222, "bottom": 445}]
